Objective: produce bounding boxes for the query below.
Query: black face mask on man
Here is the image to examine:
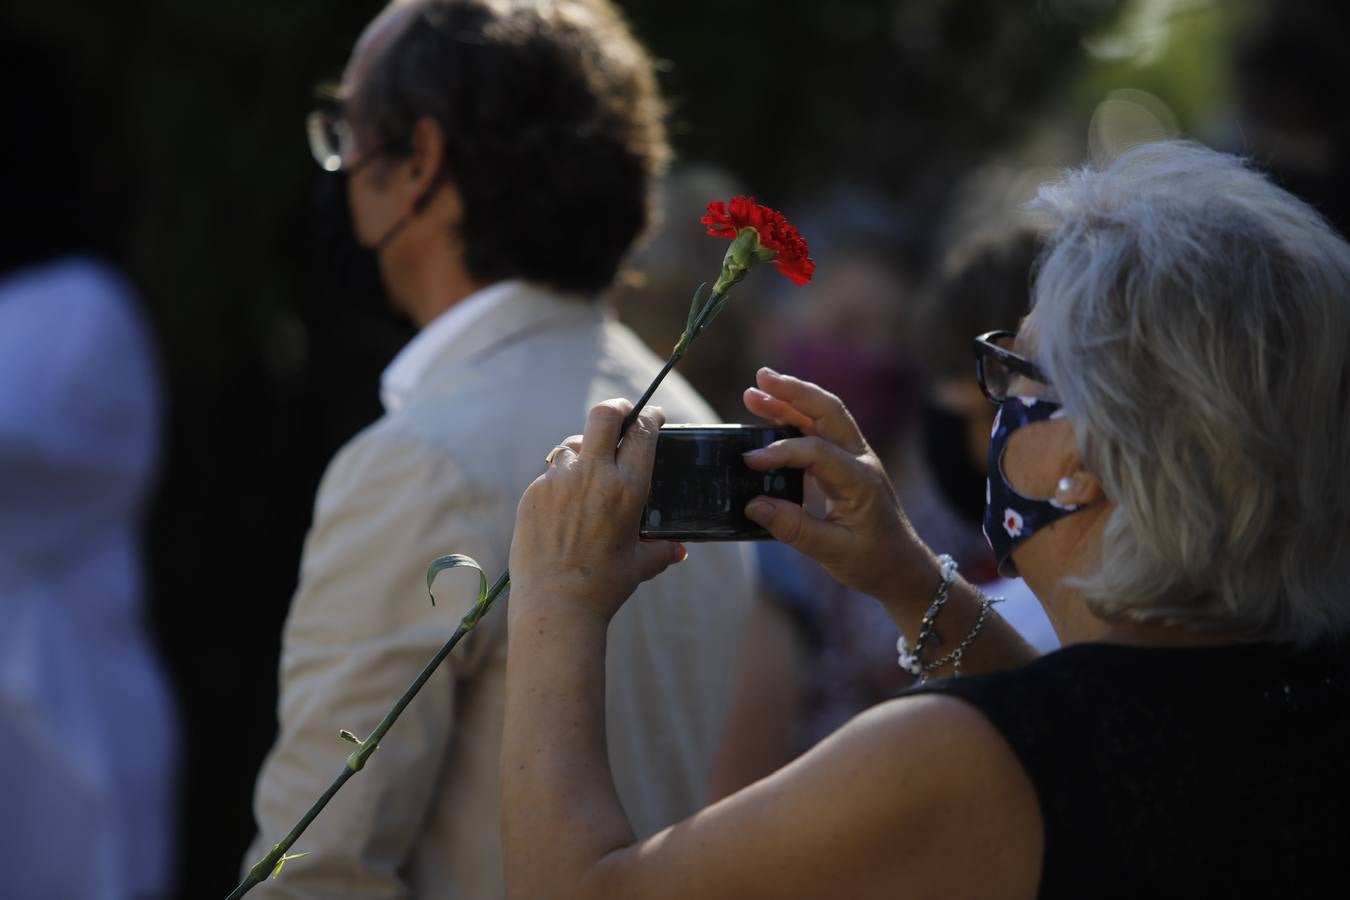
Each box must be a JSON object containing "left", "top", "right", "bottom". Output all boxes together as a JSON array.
[
  {"left": 313, "top": 162, "right": 434, "bottom": 302},
  {"left": 311, "top": 170, "right": 421, "bottom": 334},
  {"left": 366, "top": 186, "right": 432, "bottom": 255},
  {"left": 314, "top": 171, "right": 383, "bottom": 295}
]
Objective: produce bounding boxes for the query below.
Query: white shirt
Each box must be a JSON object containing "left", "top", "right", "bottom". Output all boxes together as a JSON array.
[{"left": 380, "top": 279, "right": 526, "bottom": 413}]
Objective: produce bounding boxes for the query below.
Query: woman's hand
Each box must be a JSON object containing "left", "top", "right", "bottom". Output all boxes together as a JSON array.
[
  {"left": 509, "top": 400, "right": 688, "bottom": 624},
  {"left": 742, "top": 367, "right": 937, "bottom": 606}
]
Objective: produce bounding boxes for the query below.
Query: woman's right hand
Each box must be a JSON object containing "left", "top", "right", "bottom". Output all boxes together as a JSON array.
[{"left": 742, "top": 367, "right": 940, "bottom": 608}]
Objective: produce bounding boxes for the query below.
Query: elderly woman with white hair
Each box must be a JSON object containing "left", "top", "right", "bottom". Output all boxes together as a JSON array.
[{"left": 498, "top": 141, "right": 1350, "bottom": 898}]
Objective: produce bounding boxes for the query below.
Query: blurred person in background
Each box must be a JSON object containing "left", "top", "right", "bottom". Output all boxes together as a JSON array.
[
  {"left": 708, "top": 196, "right": 1059, "bottom": 799},
  {"left": 708, "top": 195, "right": 928, "bottom": 796},
  {"left": 756, "top": 191, "right": 928, "bottom": 462},
  {"left": 0, "top": 30, "right": 179, "bottom": 900},
  {"left": 756, "top": 193, "right": 928, "bottom": 728},
  {"left": 500, "top": 140, "right": 1350, "bottom": 898},
  {"left": 911, "top": 226, "right": 1060, "bottom": 653},
  {"left": 243, "top": 1, "right": 755, "bottom": 896}
]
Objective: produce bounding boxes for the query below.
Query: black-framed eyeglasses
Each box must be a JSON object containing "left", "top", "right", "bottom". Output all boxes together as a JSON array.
[{"left": 973, "top": 330, "right": 1053, "bottom": 404}]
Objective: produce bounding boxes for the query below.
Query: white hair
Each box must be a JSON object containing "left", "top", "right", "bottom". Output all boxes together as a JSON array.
[{"left": 1027, "top": 140, "right": 1350, "bottom": 645}]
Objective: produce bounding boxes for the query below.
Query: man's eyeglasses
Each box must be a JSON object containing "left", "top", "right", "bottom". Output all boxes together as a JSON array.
[
  {"left": 306, "top": 110, "right": 354, "bottom": 173},
  {"left": 973, "top": 330, "right": 1053, "bottom": 404},
  {"left": 306, "top": 107, "right": 400, "bottom": 176}
]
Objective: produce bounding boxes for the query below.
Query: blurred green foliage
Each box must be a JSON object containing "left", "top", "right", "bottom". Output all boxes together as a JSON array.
[{"left": 1077, "top": 0, "right": 1267, "bottom": 135}]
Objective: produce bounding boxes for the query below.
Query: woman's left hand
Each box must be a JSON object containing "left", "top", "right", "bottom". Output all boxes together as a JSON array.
[{"left": 509, "top": 400, "right": 688, "bottom": 624}]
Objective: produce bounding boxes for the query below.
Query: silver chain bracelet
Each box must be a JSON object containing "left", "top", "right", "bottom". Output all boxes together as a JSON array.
[
  {"left": 896, "top": 554, "right": 958, "bottom": 677},
  {"left": 918, "top": 591, "right": 1003, "bottom": 681},
  {"left": 895, "top": 554, "right": 1003, "bottom": 684}
]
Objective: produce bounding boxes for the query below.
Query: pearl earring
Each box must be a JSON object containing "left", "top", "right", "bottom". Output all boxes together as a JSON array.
[{"left": 1057, "top": 477, "right": 1074, "bottom": 494}]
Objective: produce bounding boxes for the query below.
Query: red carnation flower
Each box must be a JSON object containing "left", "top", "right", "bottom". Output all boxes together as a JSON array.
[{"left": 702, "top": 195, "right": 815, "bottom": 286}]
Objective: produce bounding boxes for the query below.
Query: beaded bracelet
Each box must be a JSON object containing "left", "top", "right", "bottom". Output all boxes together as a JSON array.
[{"left": 895, "top": 554, "right": 1003, "bottom": 684}]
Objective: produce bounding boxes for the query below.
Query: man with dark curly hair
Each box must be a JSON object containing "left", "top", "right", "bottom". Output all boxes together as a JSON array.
[{"left": 243, "top": 2, "right": 755, "bottom": 896}]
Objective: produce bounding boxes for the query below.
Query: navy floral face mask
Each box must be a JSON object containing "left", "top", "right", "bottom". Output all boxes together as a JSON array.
[{"left": 983, "top": 395, "right": 1085, "bottom": 577}]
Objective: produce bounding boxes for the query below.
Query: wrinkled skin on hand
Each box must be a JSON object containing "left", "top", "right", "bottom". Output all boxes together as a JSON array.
[{"left": 510, "top": 400, "right": 687, "bottom": 624}]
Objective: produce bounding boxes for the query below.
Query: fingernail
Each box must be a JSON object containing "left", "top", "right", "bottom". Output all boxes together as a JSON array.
[
  {"left": 760, "top": 366, "right": 780, "bottom": 378},
  {"left": 742, "top": 448, "right": 765, "bottom": 459},
  {"left": 745, "top": 387, "right": 770, "bottom": 401},
  {"left": 745, "top": 499, "right": 771, "bottom": 522}
]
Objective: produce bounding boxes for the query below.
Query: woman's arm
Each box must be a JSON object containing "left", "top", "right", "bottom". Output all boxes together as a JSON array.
[
  {"left": 502, "top": 401, "right": 681, "bottom": 895},
  {"left": 704, "top": 592, "right": 804, "bottom": 803},
  {"left": 502, "top": 400, "right": 1042, "bottom": 899},
  {"left": 741, "top": 367, "right": 1039, "bottom": 678},
  {"left": 502, "top": 607, "right": 1042, "bottom": 899},
  {"left": 501, "top": 599, "right": 631, "bottom": 896}
]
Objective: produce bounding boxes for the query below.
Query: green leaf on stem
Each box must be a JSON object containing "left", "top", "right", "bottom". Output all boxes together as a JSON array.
[
  {"left": 426, "top": 554, "right": 485, "bottom": 607},
  {"left": 685, "top": 282, "right": 710, "bottom": 334},
  {"left": 272, "top": 852, "right": 312, "bottom": 879},
  {"left": 695, "top": 294, "right": 731, "bottom": 337},
  {"left": 426, "top": 553, "right": 492, "bottom": 629}
]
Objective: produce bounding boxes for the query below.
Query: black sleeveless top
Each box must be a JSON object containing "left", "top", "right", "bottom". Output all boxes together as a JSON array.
[{"left": 906, "top": 641, "right": 1350, "bottom": 898}]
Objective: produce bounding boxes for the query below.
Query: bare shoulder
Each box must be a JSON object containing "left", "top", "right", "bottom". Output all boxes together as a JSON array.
[
  {"left": 595, "top": 691, "right": 1043, "bottom": 900},
  {"left": 823, "top": 692, "right": 1045, "bottom": 898}
]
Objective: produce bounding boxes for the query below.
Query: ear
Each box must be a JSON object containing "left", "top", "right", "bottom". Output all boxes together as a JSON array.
[
  {"left": 1038, "top": 416, "right": 1104, "bottom": 507},
  {"left": 406, "top": 114, "right": 447, "bottom": 206},
  {"left": 1054, "top": 468, "right": 1104, "bottom": 507}
]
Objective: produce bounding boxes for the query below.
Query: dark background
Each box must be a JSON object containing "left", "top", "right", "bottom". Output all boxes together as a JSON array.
[{"left": 4, "top": 0, "right": 1346, "bottom": 893}]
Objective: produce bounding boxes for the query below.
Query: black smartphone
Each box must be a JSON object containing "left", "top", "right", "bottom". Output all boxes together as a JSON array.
[{"left": 640, "top": 424, "right": 804, "bottom": 541}]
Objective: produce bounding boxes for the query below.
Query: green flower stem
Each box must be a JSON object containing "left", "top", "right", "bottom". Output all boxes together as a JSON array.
[
  {"left": 228, "top": 571, "right": 511, "bottom": 900},
  {"left": 229, "top": 287, "right": 723, "bottom": 899},
  {"left": 627, "top": 351, "right": 685, "bottom": 428},
  {"left": 656, "top": 288, "right": 725, "bottom": 390}
]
